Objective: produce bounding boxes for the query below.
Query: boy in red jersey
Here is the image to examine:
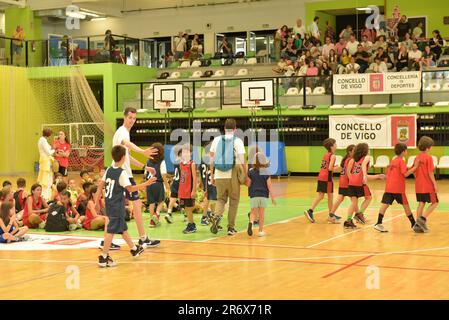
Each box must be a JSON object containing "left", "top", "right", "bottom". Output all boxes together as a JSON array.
[
  {"left": 413, "top": 136, "right": 438, "bottom": 233},
  {"left": 374, "top": 143, "right": 420, "bottom": 233},
  {"left": 305, "top": 138, "right": 340, "bottom": 223},
  {"left": 179, "top": 144, "right": 197, "bottom": 234},
  {"left": 344, "top": 143, "right": 385, "bottom": 229}
]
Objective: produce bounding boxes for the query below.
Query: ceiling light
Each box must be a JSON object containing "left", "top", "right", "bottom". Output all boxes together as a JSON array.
[
  {"left": 91, "top": 17, "right": 106, "bottom": 21},
  {"left": 79, "top": 10, "right": 100, "bottom": 17},
  {"left": 66, "top": 11, "right": 86, "bottom": 19},
  {"left": 356, "top": 7, "right": 371, "bottom": 11}
]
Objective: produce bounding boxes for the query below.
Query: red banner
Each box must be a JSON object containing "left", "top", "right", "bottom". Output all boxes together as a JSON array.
[{"left": 391, "top": 115, "right": 416, "bottom": 147}]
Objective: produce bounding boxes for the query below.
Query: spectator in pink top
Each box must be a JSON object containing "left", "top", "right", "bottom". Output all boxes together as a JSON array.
[
  {"left": 52, "top": 131, "right": 71, "bottom": 178},
  {"left": 334, "top": 37, "right": 346, "bottom": 56}
]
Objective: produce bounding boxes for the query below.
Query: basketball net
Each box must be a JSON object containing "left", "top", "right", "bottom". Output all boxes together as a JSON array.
[{"left": 157, "top": 100, "right": 171, "bottom": 114}]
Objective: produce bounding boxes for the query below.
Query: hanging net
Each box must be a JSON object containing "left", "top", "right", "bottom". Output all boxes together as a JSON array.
[{"left": 28, "top": 66, "right": 111, "bottom": 173}]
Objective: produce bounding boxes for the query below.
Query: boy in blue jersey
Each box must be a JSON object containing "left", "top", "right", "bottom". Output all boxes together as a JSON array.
[
  {"left": 167, "top": 146, "right": 182, "bottom": 223},
  {"left": 95, "top": 145, "right": 158, "bottom": 268}
]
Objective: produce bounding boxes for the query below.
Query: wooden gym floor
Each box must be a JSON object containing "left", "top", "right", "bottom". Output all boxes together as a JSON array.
[{"left": 0, "top": 176, "right": 448, "bottom": 300}]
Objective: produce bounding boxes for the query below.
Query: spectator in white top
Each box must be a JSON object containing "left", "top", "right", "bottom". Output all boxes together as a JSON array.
[
  {"left": 401, "top": 33, "right": 413, "bottom": 51},
  {"left": 293, "top": 19, "right": 307, "bottom": 39},
  {"left": 37, "top": 128, "right": 55, "bottom": 200},
  {"left": 412, "top": 22, "right": 424, "bottom": 40},
  {"left": 209, "top": 119, "right": 246, "bottom": 236},
  {"left": 408, "top": 43, "right": 422, "bottom": 71},
  {"left": 321, "top": 36, "right": 335, "bottom": 61},
  {"left": 310, "top": 16, "right": 320, "bottom": 40},
  {"left": 173, "top": 31, "right": 187, "bottom": 61},
  {"left": 345, "top": 56, "right": 360, "bottom": 74},
  {"left": 361, "top": 35, "right": 373, "bottom": 52},
  {"left": 345, "top": 33, "right": 359, "bottom": 56},
  {"left": 339, "top": 25, "right": 353, "bottom": 41},
  {"left": 368, "top": 56, "right": 388, "bottom": 73}
]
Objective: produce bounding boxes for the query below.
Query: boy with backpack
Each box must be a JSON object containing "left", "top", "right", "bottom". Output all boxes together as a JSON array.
[{"left": 209, "top": 119, "right": 246, "bottom": 236}]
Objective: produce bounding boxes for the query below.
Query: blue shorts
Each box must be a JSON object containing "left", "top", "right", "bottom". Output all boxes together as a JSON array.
[
  {"left": 125, "top": 177, "right": 139, "bottom": 201},
  {"left": 146, "top": 181, "right": 165, "bottom": 205},
  {"left": 0, "top": 226, "right": 15, "bottom": 243},
  {"left": 207, "top": 185, "right": 217, "bottom": 201},
  {"left": 12, "top": 43, "right": 22, "bottom": 55}
]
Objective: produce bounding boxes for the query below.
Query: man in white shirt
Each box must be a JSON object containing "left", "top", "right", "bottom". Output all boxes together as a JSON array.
[
  {"left": 368, "top": 57, "right": 388, "bottom": 73},
  {"left": 360, "top": 35, "right": 373, "bottom": 53},
  {"left": 112, "top": 107, "right": 160, "bottom": 248},
  {"left": 209, "top": 119, "right": 246, "bottom": 236},
  {"left": 345, "top": 34, "right": 359, "bottom": 56},
  {"left": 310, "top": 16, "right": 320, "bottom": 40},
  {"left": 173, "top": 31, "right": 186, "bottom": 61},
  {"left": 293, "top": 18, "right": 307, "bottom": 39},
  {"left": 408, "top": 43, "right": 422, "bottom": 70}
]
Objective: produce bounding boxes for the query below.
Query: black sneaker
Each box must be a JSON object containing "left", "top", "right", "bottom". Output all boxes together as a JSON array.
[
  {"left": 130, "top": 245, "right": 145, "bottom": 258},
  {"left": 304, "top": 209, "right": 315, "bottom": 223},
  {"left": 217, "top": 225, "right": 223, "bottom": 231},
  {"left": 138, "top": 237, "right": 161, "bottom": 248},
  {"left": 210, "top": 215, "right": 221, "bottom": 234},
  {"left": 183, "top": 223, "right": 197, "bottom": 234},
  {"left": 413, "top": 223, "right": 425, "bottom": 233},
  {"left": 98, "top": 255, "right": 117, "bottom": 268},
  {"left": 344, "top": 220, "right": 357, "bottom": 229},
  {"left": 99, "top": 241, "right": 121, "bottom": 250},
  {"left": 353, "top": 212, "right": 366, "bottom": 224},
  {"left": 247, "top": 222, "right": 253, "bottom": 236},
  {"left": 227, "top": 227, "right": 237, "bottom": 236}
]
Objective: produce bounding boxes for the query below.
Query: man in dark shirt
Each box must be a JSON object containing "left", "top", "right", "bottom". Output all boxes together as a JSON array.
[
  {"left": 354, "top": 44, "right": 370, "bottom": 73},
  {"left": 376, "top": 47, "right": 393, "bottom": 69},
  {"left": 396, "top": 15, "right": 411, "bottom": 41}
]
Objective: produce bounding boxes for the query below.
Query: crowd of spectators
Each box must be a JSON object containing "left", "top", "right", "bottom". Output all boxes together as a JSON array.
[{"left": 273, "top": 15, "right": 446, "bottom": 82}]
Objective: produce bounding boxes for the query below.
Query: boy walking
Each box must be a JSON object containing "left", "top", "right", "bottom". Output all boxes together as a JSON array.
[
  {"left": 413, "top": 136, "right": 439, "bottom": 233},
  {"left": 96, "top": 145, "right": 157, "bottom": 267}
]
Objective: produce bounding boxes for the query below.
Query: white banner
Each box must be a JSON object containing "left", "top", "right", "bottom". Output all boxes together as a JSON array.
[
  {"left": 333, "top": 71, "right": 421, "bottom": 95},
  {"left": 329, "top": 115, "right": 391, "bottom": 148}
]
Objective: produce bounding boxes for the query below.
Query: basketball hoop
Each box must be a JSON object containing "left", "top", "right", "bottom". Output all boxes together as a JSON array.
[
  {"left": 246, "top": 99, "right": 261, "bottom": 112},
  {"left": 156, "top": 100, "right": 171, "bottom": 114}
]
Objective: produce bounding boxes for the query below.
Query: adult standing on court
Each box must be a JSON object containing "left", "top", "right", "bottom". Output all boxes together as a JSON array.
[
  {"left": 113, "top": 107, "right": 160, "bottom": 248},
  {"left": 37, "top": 128, "right": 55, "bottom": 201},
  {"left": 209, "top": 119, "right": 246, "bottom": 236},
  {"left": 52, "top": 131, "right": 71, "bottom": 178}
]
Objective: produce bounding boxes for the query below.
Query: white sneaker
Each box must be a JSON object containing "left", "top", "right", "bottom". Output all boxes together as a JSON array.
[
  {"left": 258, "top": 231, "right": 266, "bottom": 237},
  {"left": 38, "top": 221, "right": 46, "bottom": 229},
  {"left": 68, "top": 224, "right": 78, "bottom": 231},
  {"left": 374, "top": 224, "right": 388, "bottom": 233}
]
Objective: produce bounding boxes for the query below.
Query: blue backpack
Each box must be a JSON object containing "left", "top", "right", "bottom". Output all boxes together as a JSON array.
[{"left": 214, "top": 136, "right": 236, "bottom": 172}]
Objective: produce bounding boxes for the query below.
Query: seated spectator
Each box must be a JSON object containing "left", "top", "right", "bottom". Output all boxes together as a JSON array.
[
  {"left": 373, "top": 35, "right": 388, "bottom": 51},
  {"left": 22, "top": 183, "right": 49, "bottom": 229},
  {"left": 338, "top": 48, "right": 351, "bottom": 74},
  {"left": 361, "top": 35, "right": 373, "bottom": 53},
  {"left": 374, "top": 47, "right": 393, "bottom": 69},
  {"left": 345, "top": 34, "right": 359, "bottom": 56},
  {"left": 334, "top": 37, "right": 346, "bottom": 56},
  {"left": 339, "top": 25, "right": 353, "bottom": 41},
  {"left": 368, "top": 57, "right": 388, "bottom": 73},
  {"left": 430, "top": 30, "right": 443, "bottom": 60},
  {"left": 321, "top": 36, "right": 335, "bottom": 61},
  {"left": 408, "top": 43, "right": 422, "bottom": 70},
  {"left": 412, "top": 22, "right": 424, "bottom": 40},
  {"left": 354, "top": 44, "right": 370, "bottom": 73},
  {"left": 401, "top": 33, "right": 413, "bottom": 51},
  {"left": 59, "top": 190, "right": 84, "bottom": 231},
  {"left": 319, "top": 62, "right": 332, "bottom": 93},
  {"left": 294, "top": 33, "right": 303, "bottom": 50},
  {"left": 0, "top": 202, "right": 28, "bottom": 243},
  {"left": 327, "top": 49, "right": 339, "bottom": 74},
  {"left": 306, "top": 60, "right": 319, "bottom": 76},
  {"left": 361, "top": 26, "right": 376, "bottom": 43},
  {"left": 82, "top": 185, "right": 108, "bottom": 231},
  {"left": 395, "top": 15, "right": 411, "bottom": 42},
  {"left": 421, "top": 45, "right": 436, "bottom": 68},
  {"left": 345, "top": 57, "right": 360, "bottom": 74},
  {"left": 396, "top": 44, "right": 409, "bottom": 71},
  {"left": 303, "top": 34, "right": 313, "bottom": 49},
  {"left": 281, "top": 38, "right": 298, "bottom": 62},
  {"left": 273, "top": 57, "right": 289, "bottom": 74}
]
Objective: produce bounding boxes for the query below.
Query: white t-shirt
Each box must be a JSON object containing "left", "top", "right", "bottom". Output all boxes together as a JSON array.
[
  {"left": 38, "top": 137, "right": 55, "bottom": 157},
  {"left": 408, "top": 50, "right": 422, "bottom": 61},
  {"left": 112, "top": 125, "right": 132, "bottom": 178},
  {"left": 346, "top": 40, "right": 359, "bottom": 56},
  {"left": 293, "top": 25, "right": 307, "bottom": 38},
  {"left": 175, "top": 37, "right": 186, "bottom": 52},
  {"left": 102, "top": 166, "right": 132, "bottom": 188},
  {"left": 210, "top": 134, "right": 245, "bottom": 179}
]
